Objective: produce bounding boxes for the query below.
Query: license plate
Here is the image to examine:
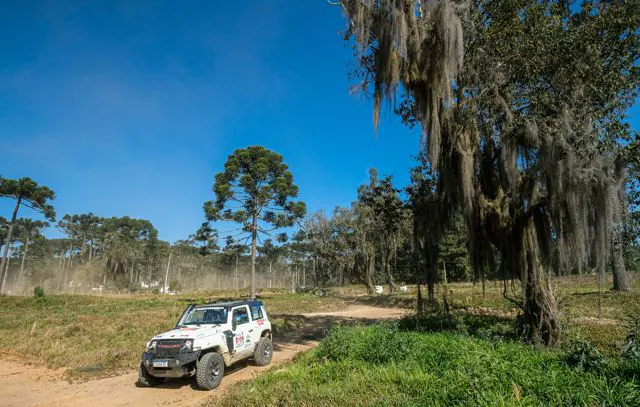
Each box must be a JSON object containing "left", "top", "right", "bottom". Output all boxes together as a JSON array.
[{"left": 152, "top": 359, "right": 169, "bottom": 368}]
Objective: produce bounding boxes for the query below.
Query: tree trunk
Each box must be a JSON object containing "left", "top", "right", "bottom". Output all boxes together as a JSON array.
[
  {"left": 18, "top": 236, "right": 30, "bottom": 287},
  {"left": 442, "top": 261, "right": 450, "bottom": 315},
  {"left": 365, "top": 250, "right": 375, "bottom": 294},
  {"left": 611, "top": 243, "right": 631, "bottom": 292},
  {"left": 416, "top": 283, "right": 424, "bottom": 313},
  {"left": 250, "top": 214, "right": 258, "bottom": 299},
  {"left": 0, "top": 197, "right": 22, "bottom": 293},
  {"left": 519, "top": 226, "right": 561, "bottom": 346},
  {"left": 1, "top": 241, "right": 15, "bottom": 292},
  {"left": 164, "top": 252, "right": 172, "bottom": 293},
  {"left": 385, "top": 249, "right": 397, "bottom": 293},
  {"left": 235, "top": 253, "right": 239, "bottom": 290},
  {"left": 312, "top": 256, "right": 317, "bottom": 287}
]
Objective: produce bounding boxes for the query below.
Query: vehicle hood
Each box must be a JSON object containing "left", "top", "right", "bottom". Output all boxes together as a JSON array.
[{"left": 152, "top": 325, "right": 225, "bottom": 340}]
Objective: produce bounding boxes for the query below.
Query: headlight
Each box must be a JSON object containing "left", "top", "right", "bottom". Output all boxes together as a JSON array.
[
  {"left": 182, "top": 340, "right": 193, "bottom": 351},
  {"left": 147, "top": 340, "right": 157, "bottom": 351}
]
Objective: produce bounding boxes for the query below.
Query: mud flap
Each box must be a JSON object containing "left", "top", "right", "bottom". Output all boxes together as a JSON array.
[{"left": 224, "top": 330, "right": 234, "bottom": 353}]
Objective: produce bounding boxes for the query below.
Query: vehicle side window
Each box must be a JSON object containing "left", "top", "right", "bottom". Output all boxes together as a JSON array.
[
  {"left": 232, "top": 307, "right": 250, "bottom": 326},
  {"left": 249, "top": 304, "right": 263, "bottom": 321}
]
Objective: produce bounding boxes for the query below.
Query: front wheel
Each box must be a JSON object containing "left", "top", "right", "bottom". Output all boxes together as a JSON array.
[
  {"left": 138, "top": 363, "right": 163, "bottom": 387},
  {"left": 196, "top": 352, "right": 225, "bottom": 390},
  {"left": 253, "top": 337, "right": 273, "bottom": 366}
]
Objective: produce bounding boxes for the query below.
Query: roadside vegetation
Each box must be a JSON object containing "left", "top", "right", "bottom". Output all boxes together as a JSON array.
[
  {"left": 216, "top": 321, "right": 640, "bottom": 407},
  {"left": 0, "top": 291, "right": 345, "bottom": 379}
]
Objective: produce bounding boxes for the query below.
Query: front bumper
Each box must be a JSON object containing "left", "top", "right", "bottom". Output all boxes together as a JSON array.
[{"left": 141, "top": 350, "right": 200, "bottom": 378}]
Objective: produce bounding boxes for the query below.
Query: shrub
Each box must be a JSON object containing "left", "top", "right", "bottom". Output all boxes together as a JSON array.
[
  {"left": 564, "top": 339, "right": 607, "bottom": 372},
  {"left": 33, "top": 286, "right": 45, "bottom": 298},
  {"left": 317, "top": 323, "right": 417, "bottom": 364}
]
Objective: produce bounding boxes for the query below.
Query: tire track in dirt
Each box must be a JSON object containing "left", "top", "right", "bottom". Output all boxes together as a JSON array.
[{"left": 0, "top": 305, "right": 407, "bottom": 407}]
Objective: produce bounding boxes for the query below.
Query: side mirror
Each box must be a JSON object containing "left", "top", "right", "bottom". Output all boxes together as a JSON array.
[{"left": 232, "top": 319, "right": 237, "bottom": 331}]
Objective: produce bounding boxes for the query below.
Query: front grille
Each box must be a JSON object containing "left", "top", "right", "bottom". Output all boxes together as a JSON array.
[{"left": 155, "top": 339, "right": 185, "bottom": 358}]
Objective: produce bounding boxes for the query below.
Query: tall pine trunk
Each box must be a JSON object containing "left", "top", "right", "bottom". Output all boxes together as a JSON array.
[
  {"left": 18, "top": 236, "right": 30, "bottom": 287},
  {"left": 250, "top": 213, "right": 258, "bottom": 299},
  {"left": 0, "top": 197, "right": 22, "bottom": 293}
]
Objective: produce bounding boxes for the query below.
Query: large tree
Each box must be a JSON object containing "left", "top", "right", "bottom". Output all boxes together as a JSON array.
[
  {"left": 336, "top": 0, "right": 639, "bottom": 345},
  {"left": 204, "top": 146, "right": 306, "bottom": 299},
  {"left": 358, "top": 170, "right": 408, "bottom": 292},
  {"left": 0, "top": 177, "right": 56, "bottom": 293}
]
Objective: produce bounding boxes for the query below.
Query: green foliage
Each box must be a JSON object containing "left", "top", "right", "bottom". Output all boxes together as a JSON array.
[
  {"left": 204, "top": 146, "right": 306, "bottom": 236},
  {"left": 563, "top": 339, "right": 607, "bottom": 373},
  {"left": 217, "top": 324, "right": 640, "bottom": 407},
  {"left": 0, "top": 177, "right": 56, "bottom": 221},
  {"left": 33, "top": 286, "right": 44, "bottom": 298}
]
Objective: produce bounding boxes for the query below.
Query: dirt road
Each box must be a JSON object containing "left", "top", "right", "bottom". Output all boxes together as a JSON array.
[{"left": 0, "top": 305, "right": 406, "bottom": 407}]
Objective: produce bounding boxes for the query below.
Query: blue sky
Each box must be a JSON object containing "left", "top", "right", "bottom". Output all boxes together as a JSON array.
[
  {"left": 0, "top": 0, "right": 421, "bottom": 242},
  {"left": 1, "top": 1, "right": 637, "bottom": 243}
]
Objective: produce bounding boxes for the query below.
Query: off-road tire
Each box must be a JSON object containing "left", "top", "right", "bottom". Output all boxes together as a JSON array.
[
  {"left": 138, "top": 363, "right": 163, "bottom": 387},
  {"left": 253, "top": 337, "right": 273, "bottom": 366},
  {"left": 196, "top": 352, "right": 225, "bottom": 390}
]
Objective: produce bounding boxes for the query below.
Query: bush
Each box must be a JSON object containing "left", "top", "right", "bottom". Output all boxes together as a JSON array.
[
  {"left": 317, "top": 323, "right": 418, "bottom": 364},
  {"left": 564, "top": 339, "right": 607, "bottom": 372},
  {"left": 33, "top": 287, "right": 45, "bottom": 298}
]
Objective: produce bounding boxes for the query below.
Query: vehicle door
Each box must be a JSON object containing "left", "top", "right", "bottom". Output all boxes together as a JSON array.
[
  {"left": 248, "top": 302, "right": 266, "bottom": 344},
  {"left": 230, "top": 306, "right": 252, "bottom": 353}
]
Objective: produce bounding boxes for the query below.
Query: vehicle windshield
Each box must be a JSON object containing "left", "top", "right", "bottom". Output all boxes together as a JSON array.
[{"left": 181, "top": 306, "right": 228, "bottom": 325}]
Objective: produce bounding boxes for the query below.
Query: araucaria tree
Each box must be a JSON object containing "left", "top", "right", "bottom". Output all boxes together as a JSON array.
[
  {"left": 0, "top": 177, "right": 56, "bottom": 293},
  {"left": 337, "top": 0, "right": 639, "bottom": 345},
  {"left": 204, "top": 146, "right": 306, "bottom": 299}
]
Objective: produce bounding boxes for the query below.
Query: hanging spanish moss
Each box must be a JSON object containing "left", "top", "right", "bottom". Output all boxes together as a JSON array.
[{"left": 339, "top": 0, "right": 636, "bottom": 345}]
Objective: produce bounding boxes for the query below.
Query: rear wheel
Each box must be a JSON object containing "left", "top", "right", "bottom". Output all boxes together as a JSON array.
[
  {"left": 138, "top": 363, "right": 163, "bottom": 387},
  {"left": 253, "top": 337, "right": 273, "bottom": 366},
  {"left": 196, "top": 352, "right": 225, "bottom": 390}
]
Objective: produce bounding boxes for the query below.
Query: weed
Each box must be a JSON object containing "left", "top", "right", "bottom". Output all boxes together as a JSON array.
[
  {"left": 33, "top": 286, "right": 45, "bottom": 298},
  {"left": 563, "top": 339, "right": 607, "bottom": 372}
]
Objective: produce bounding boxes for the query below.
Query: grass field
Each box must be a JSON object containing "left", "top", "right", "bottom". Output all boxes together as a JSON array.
[
  {"left": 212, "top": 275, "right": 640, "bottom": 406},
  {"left": 0, "top": 291, "right": 346, "bottom": 379},
  {"left": 0, "top": 274, "right": 638, "bottom": 391},
  {"left": 215, "top": 323, "right": 640, "bottom": 406}
]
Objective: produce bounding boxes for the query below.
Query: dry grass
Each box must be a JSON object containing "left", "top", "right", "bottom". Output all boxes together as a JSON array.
[{"left": 0, "top": 291, "right": 346, "bottom": 379}]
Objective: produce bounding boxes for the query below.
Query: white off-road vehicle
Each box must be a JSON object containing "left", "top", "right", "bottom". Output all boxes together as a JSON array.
[{"left": 139, "top": 299, "right": 273, "bottom": 390}]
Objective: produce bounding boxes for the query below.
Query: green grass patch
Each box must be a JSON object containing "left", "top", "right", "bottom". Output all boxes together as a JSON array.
[{"left": 215, "top": 323, "right": 640, "bottom": 407}]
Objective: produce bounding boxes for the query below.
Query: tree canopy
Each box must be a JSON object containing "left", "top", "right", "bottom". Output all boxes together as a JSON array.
[
  {"left": 338, "top": 0, "right": 639, "bottom": 345},
  {"left": 0, "top": 176, "right": 56, "bottom": 293}
]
